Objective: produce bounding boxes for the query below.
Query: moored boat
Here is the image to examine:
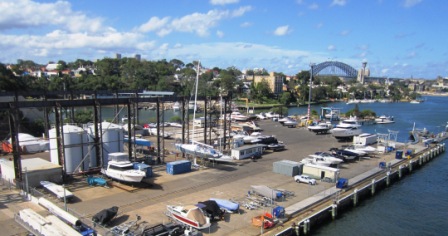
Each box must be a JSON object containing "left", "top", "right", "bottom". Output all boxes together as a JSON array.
[{"left": 375, "top": 115, "right": 395, "bottom": 124}]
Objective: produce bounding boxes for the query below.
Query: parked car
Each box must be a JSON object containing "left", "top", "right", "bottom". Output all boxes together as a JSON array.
[{"left": 293, "top": 175, "right": 317, "bottom": 185}]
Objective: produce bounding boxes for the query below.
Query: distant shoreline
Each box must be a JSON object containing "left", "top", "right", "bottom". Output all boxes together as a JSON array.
[{"left": 419, "top": 92, "right": 448, "bottom": 97}]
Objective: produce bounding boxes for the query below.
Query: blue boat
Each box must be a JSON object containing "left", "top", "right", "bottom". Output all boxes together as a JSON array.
[{"left": 210, "top": 198, "right": 240, "bottom": 213}]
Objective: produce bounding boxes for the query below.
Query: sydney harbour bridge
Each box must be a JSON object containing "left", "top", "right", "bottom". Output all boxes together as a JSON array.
[{"left": 310, "top": 60, "right": 359, "bottom": 78}]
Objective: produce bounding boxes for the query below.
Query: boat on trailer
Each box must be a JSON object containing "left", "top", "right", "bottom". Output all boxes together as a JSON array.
[{"left": 165, "top": 205, "right": 211, "bottom": 230}]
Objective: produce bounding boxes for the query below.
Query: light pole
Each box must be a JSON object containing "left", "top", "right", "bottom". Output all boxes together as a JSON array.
[{"left": 307, "top": 63, "right": 316, "bottom": 126}]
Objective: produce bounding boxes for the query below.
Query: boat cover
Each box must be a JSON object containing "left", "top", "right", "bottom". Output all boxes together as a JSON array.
[
  {"left": 87, "top": 176, "right": 107, "bottom": 187},
  {"left": 92, "top": 206, "right": 118, "bottom": 225},
  {"left": 197, "top": 200, "right": 224, "bottom": 221},
  {"left": 209, "top": 198, "right": 239, "bottom": 212}
]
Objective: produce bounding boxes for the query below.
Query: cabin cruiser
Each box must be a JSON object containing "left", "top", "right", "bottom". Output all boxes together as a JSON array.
[
  {"left": 344, "top": 145, "right": 377, "bottom": 154},
  {"left": 308, "top": 122, "right": 333, "bottom": 134},
  {"left": 310, "top": 153, "right": 344, "bottom": 164},
  {"left": 265, "top": 111, "right": 280, "bottom": 119},
  {"left": 375, "top": 115, "right": 395, "bottom": 124},
  {"left": 166, "top": 205, "right": 211, "bottom": 230},
  {"left": 231, "top": 131, "right": 263, "bottom": 144},
  {"left": 336, "top": 116, "right": 362, "bottom": 128},
  {"left": 281, "top": 117, "right": 298, "bottom": 127},
  {"left": 300, "top": 156, "right": 333, "bottom": 166},
  {"left": 101, "top": 160, "right": 146, "bottom": 183},
  {"left": 255, "top": 113, "right": 268, "bottom": 120},
  {"left": 331, "top": 126, "right": 363, "bottom": 140},
  {"left": 230, "top": 111, "right": 250, "bottom": 121}
]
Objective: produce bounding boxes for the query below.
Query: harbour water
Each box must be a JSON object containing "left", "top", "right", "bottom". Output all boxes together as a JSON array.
[{"left": 300, "top": 96, "right": 448, "bottom": 236}]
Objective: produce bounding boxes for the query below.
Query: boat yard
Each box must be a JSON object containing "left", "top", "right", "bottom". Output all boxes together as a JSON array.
[{"left": 1, "top": 119, "right": 447, "bottom": 236}]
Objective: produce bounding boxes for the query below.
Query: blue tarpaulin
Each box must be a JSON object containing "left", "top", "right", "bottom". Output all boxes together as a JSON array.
[{"left": 124, "top": 137, "right": 151, "bottom": 147}]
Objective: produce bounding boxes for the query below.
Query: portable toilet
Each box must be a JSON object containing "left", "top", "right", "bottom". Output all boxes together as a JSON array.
[
  {"left": 395, "top": 150, "right": 403, "bottom": 159},
  {"left": 272, "top": 206, "right": 285, "bottom": 218},
  {"left": 336, "top": 178, "right": 349, "bottom": 189}
]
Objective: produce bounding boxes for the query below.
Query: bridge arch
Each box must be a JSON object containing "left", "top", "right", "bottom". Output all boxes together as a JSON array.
[{"left": 311, "top": 61, "right": 358, "bottom": 77}]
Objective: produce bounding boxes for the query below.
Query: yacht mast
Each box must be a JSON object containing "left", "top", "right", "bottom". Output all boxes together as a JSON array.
[{"left": 192, "top": 61, "right": 200, "bottom": 143}]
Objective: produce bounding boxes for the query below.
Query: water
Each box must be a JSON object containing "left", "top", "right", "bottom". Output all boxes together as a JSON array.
[{"left": 298, "top": 96, "right": 448, "bottom": 236}]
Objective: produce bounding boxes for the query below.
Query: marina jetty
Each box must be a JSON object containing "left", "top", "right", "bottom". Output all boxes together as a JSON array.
[{"left": 1, "top": 119, "right": 447, "bottom": 236}]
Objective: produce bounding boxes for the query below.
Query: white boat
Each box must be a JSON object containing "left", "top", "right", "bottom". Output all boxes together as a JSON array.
[
  {"left": 4, "top": 133, "right": 50, "bottom": 154},
  {"left": 40, "top": 181, "right": 74, "bottom": 200},
  {"left": 166, "top": 205, "right": 211, "bottom": 230},
  {"left": 147, "top": 128, "right": 173, "bottom": 138},
  {"left": 375, "top": 115, "right": 395, "bottom": 124},
  {"left": 188, "top": 101, "right": 198, "bottom": 111},
  {"left": 410, "top": 100, "right": 421, "bottom": 104},
  {"left": 172, "top": 102, "right": 180, "bottom": 112},
  {"left": 265, "top": 111, "right": 280, "bottom": 119},
  {"left": 309, "top": 153, "right": 343, "bottom": 164},
  {"left": 278, "top": 117, "right": 297, "bottom": 127},
  {"left": 101, "top": 160, "right": 146, "bottom": 183},
  {"left": 336, "top": 116, "right": 362, "bottom": 128},
  {"left": 255, "top": 113, "right": 268, "bottom": 120},
  {"left": 230, "top": 111, "right": 249, "bottom": 121},
  {"left": 346, "top": 99, "right": 360, "bottom": 104},
  {"left": 308, "top": 122, "right": 333, "bottom": 134},
  {"left": 345, "top": 145, "right": 377, "bottom": 154},
  {"left": 231, "top": 131, "right": 263, "bottom": 144},
  {"left": 300, "top": 156, "right": 332, "bottom": 166},
  {"left": 175, "top": 141, "right": 223, "bottom": 159},
  {"left": 331, "top": 126, "right": 363, "bottom": 140},
  {"left": 342, "top": 147, "right": 367, "bottom": 156}
]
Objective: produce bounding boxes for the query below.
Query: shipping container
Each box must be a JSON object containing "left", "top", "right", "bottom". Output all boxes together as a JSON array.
[
  {"left": 273, "top": 160, "right": 302, "bottom": 177},
  {"left": 166, "top": 160, "right": 191, "bottom": 175},
  {"left": 230, "top": 144, "right": 265, "bottom": 160},
  {"left": 353, "top": 133, "right": 378, "bottom": 146}
]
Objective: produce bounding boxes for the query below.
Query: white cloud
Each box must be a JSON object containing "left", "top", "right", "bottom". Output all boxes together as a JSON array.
[
  {"left": 340, "top": 30, "right": 350, "bottom": 36},
  {"left": 210, "top": 0, "right": 239, "bottom": 5},
  {"left": 240, "top": 22, "right": 252, "bottom": 27},
  {"left": 316, "top": 23, "right": 324, "bottom": 29},
  {"left": 403, "top": 0, "right": 422, "bottom": 8},
  {"left": 216, "top": 30, "right": 224, "bottom": 38},
  {"left": 274, "top": 25, "right": 291, "bottom": 36},
  {"left": 327, "top": 45, "right": 336, "bottom": 51},
  {"left": 0, "top": 0, "right": 104, "bottom": 33},
  {"left": 138, "top": 16, "right": 170, "bottom": 33},
  {"left": 139, "top": 7, "right": 251, "bottom": 37},
  {"left": 309, "top": 3, "right": 319, "bottom": 10},
  {"left": 331, "top": 0, "right": 347, "bottom": 6}
]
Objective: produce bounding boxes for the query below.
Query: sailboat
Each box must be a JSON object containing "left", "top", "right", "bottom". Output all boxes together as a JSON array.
[{"left": 174, "top": 62, "right": 234, "bottom": 164}]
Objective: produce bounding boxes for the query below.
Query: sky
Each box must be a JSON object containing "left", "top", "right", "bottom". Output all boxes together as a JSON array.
[{"left": 0, "top": 0, "right": 447, "bottom": 79}]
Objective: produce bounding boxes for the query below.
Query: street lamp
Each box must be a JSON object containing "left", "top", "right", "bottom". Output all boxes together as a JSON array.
[{"left": 307, "top": 63, "right": 316, "bottom": 126}]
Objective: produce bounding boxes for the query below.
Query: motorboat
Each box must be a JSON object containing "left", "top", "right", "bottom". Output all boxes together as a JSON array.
[
  {"left": 344, "top": 145, "right": 377, "bottom": 154},
  {"left": 310, "top": 153, "right": 343, "bottom": 164},
  {"left": 282, "top": 118, "right": 298, "bottom": 127},
  {"left": 242, "top": 121, "right": 262, "bottom": 132},
  {"left": 331, "top": 126, "right": 363, "bottom": 140},
  {"left": 167, "top": 122, "right": 183, "bottom": 128},
  {"left": 300, "top": 156, "right": 333, "bottom": 166},
  {"left": 147, "top": 127, "right": 173, "bottom": 138},
  {"left": 308, "top": 122, "right": 333, "bottom": 134},
  {"left": 329, "top": 148, "right": 359, "bottom": 162},
  {"left": 231, "top": 131, "right": 263, "bottom": 144},
  {"left": 336, "top": 116, "right": 362, "bottom": 128},
  {"left": 101, "top": 160, "right": 146, "bottom": 183},
  {"left": 230, "top": 111, "right": 250, "bottom": 121},
  {"left": 265, "top": 111, "right": 280, "bottom": 119},
  {"left": 255, "top": 113, "right": 268, "bottom": 120},
  {"left": 166, "top": 205, "right": 211, "bottom": 230},
  {"left": 266, "top": 142, "right": 286, "bottom": 151},
  {"left": 375, "top": 115, "right": 395, "bottom": 124},
  {"left": 346, "top": 99, "right": 361, "bottom": 104},
  {"left": 172, "top": 102, "right": 180, "bottom": 112},
  {"left": 40, "top": 181, "right": 74, "bottom": 201},
  {"left": 342, "top": 147, "right": 367, "bottom": 156}
]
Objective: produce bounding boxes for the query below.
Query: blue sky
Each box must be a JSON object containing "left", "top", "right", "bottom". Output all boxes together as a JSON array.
[{"left": 0, "top": 0, "right": 447, "bottom": 79}]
